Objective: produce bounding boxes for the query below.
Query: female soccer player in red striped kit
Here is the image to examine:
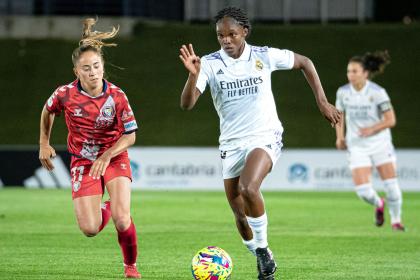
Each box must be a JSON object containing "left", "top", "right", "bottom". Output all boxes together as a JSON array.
[{"left": 39, "top": 18, "right": 140, "bottom": 278}]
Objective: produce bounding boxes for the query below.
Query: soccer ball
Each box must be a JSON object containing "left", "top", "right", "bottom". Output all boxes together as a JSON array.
[{"left": 191, "top": 246, "right": 233, "bottom": 280}]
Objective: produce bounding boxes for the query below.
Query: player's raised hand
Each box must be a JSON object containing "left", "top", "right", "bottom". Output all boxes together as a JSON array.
[
  {"left": 179, "top": 44, "right": 201, "bottom": 75},
  {"left": 39, "top": 144, "right": 56, "bottom": 171},
  {"left": 319, "top": 102, "right": 342, "bottom": 127},
  {"left": 89, "top": 152, "right": 111, "bottom": 180}
]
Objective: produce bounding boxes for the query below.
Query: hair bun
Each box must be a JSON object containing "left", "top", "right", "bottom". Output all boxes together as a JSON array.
[{"left": 363, "top": 50, "right": 390, "bottom": 77}]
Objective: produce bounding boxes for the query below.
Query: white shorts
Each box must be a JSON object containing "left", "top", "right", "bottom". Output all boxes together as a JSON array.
[
  {"left": 220, "top": 131, "right": 283, "bottom": 179},
  {"left": 348, "top": 142, "right": 396, "bottom": 170}
]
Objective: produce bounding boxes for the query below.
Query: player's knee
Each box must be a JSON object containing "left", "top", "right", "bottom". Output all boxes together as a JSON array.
[
  {"left": 238, "top": 180, "right": 259, "bottom": 200},
  {"left": 79, "top": 224, "right": 99, "bottom": 237},
  {"left": 113, "top": 214, "right": 131, "bottom": 232}
]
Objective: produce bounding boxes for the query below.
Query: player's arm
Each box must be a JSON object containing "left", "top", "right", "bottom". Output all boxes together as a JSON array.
[
  {"left": 335, "top": 112, "right": 347, "bottom": 150},
  {"left": 89, "top": 132, "right": 136, "bottom": 179},
  {"left": 293, "top": 53, "right": 341, "bottom": 127},
  {"left": 39, "top": 106, "right": 57, "bottom": 171},
  {"left": 179, "top": 44, "right": 201, "bottom": 110},
  {"left": 359, "top": 108, "right": 396, "bottom": 137}
]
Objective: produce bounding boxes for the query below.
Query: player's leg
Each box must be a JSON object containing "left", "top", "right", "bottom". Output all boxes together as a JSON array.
[
  {"left": 349, "top": 149, "right": 385, "bottom": 225},
  {"left": 107, "top": 176, "right": 140, "bottom": 278},
  {"left": 224, "top": 177, "right": 256, "bottom": 255},
  {"left": 239, "top": 148, "right": 276, "bottom": 279},
  {"left": 352, "top": 166, "right": 381, "bottom": 206},
  {"left": 222, "top": 148, "right": 257, "bottom": 254},
  {"left": 71, "top": 162, "right": 110, "bottom": 236},
  {"left": 376, "top": 162, "right": 404, "bottom": 231},
  {"left": 73, "top": 194, "right": 103, "bottom": 236},
  {"left": 352, "top": 166, "right": 385, "bottom": 226},
  {"left": 239, "top": 148, "right": 271, "bottom": 244},
  {"left": 105, "top": 154, "right": 140, "bottom": 279}
]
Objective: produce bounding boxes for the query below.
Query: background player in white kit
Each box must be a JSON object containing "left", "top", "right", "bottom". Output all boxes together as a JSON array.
[
  {"left": 335, "top": 51, "right": 405, "bottom": 231},
  {"left": 178, "top": 7, "right": 341, "bottom": 280}
]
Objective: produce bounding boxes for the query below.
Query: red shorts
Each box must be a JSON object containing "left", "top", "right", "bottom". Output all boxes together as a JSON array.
[{"left": 70, "top": 152, "right": 132, "bottom": 199}]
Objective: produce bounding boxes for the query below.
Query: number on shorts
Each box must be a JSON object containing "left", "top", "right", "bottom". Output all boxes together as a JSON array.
[{"left": 71, "top": 166, "right": 85, "bottom": 184}]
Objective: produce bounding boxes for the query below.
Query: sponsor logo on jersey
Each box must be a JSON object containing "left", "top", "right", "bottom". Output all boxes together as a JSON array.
[
  {"left": 219, "top": 76, "right": 263, "bottom": 90},
  {"left": 74, "top": 108, "right": 83, "bottom": 117},
  {"left": 217, "top": 69, "right": 224, "bottom": 75},
  {"left": 80, "top": 142, "right": 100, "bottom": 161},
  {"left": 255, "top": 60, "right": 263, "bottom": 70},
  {"left": 220, "top": 76, "right": 263, "bottom": 98}
]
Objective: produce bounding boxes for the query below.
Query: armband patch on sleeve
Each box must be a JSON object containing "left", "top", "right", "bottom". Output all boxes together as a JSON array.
[
  {"left": 123, "top": 120, "right": 138, "bottom": 132},
  {"left": 378, "top": 101, "right": 392, "bottom": 112}
]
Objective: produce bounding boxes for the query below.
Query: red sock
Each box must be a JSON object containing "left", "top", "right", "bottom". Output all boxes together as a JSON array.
[
  {"left": 117, "top": 219, "right": 138, "bottom": 265},
  {"left": 98, "top": 200, "right": 111, "bottom": 232}
]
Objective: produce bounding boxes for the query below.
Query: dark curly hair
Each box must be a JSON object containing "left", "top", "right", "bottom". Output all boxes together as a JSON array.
[
  {"left": 349, "top": 50, "right": 390, "bottom": 78},
  {"left": 214, "top": 7, "right": 251, "bottom": 37}
]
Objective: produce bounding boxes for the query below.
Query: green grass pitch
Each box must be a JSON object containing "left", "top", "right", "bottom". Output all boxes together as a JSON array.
[{"left": 0, "top": 189, "right": 419, "bottom": 279}]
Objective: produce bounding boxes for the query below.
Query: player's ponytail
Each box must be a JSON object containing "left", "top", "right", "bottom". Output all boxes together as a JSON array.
[
  {"left": 72, "top": 17, "right": 119, "bottom": 66},
  {"left": 349, "top": 50, "right": 390, "bottom": 78},
  {"left": 362, "top": 51, "right": 390, "bottom": 77}
]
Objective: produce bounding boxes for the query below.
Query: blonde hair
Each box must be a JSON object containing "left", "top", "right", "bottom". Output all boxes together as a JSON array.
[{"left": 72, "top": 17, "right": 119, "bottom": 66}]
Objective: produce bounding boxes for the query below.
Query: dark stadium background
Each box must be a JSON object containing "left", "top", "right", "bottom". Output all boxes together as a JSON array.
[
  {"left": 0, "top": 1, "right": 420, "bottom": 280},
  {"left": 0, "top": 0, "right": 419, "bottom": 148}
]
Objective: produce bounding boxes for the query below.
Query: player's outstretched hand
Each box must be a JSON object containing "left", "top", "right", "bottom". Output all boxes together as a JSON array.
[
  {"left": 179, "top": 44, "right": 201, "bottom": 75},
  {"left": 89, "top": 152, "right": 112, "bottom": 180},
  {"left": 319, "top": 102, "right": 342, "bottom": 127},
  {"left": 39, "top": 144, "right": 56, "bottom": 171}
]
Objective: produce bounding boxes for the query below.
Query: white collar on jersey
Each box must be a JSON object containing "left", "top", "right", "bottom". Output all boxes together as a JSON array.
[
  {"left": 350, "top": 80, "right": 370, "bottom": 95},
  {"left": 219, "top": 42, "right": 251, "bottom": 66}
]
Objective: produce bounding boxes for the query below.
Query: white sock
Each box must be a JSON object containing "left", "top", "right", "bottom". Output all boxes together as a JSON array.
[
  {"left": 384, "top": 178, "right": 403, "bottom": 224},
  {"left": 246, "top": 213, "right": 268, "bottom": 249},
  {"left": 355, "top": 183, "right": 381, "bottom": 207},
  {"left": 242, "top": 238, "right": 257, "bottom": 256}
]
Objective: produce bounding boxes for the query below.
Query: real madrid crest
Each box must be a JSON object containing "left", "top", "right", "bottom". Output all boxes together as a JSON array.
[{"left": 255, "top": 60, "right": 263, "bottom": 71}]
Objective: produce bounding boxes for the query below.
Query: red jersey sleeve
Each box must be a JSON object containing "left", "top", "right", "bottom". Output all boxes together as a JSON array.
[
  {"left": 45, "top": 85, "right": 66, "bottom": 115},
  {"left": 116, "top": 91, "right": 138, "bottom": 134}
]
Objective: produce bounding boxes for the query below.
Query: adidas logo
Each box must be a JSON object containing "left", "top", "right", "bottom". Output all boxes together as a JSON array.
[
  {"left": 217, "top": 69, "right": 224, "bottom": 75},
  {"left": 24, "top": 156, "right": 71, "bottom": 188}
]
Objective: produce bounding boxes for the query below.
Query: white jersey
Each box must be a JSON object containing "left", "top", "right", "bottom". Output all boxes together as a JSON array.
[
  {"left": 336, "top": 80, "right": 393, "bottom": 153},
  {"left": 196, "top": 43, "right": 294, "bottom": 150}
]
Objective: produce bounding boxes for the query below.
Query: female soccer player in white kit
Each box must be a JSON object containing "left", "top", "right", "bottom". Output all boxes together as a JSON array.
[
  {"left": 335, "top": 51, "right": 405, "bottom": 231},
  {"left": 179, "top": 7, "right": 341, "bottom": 279}
]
